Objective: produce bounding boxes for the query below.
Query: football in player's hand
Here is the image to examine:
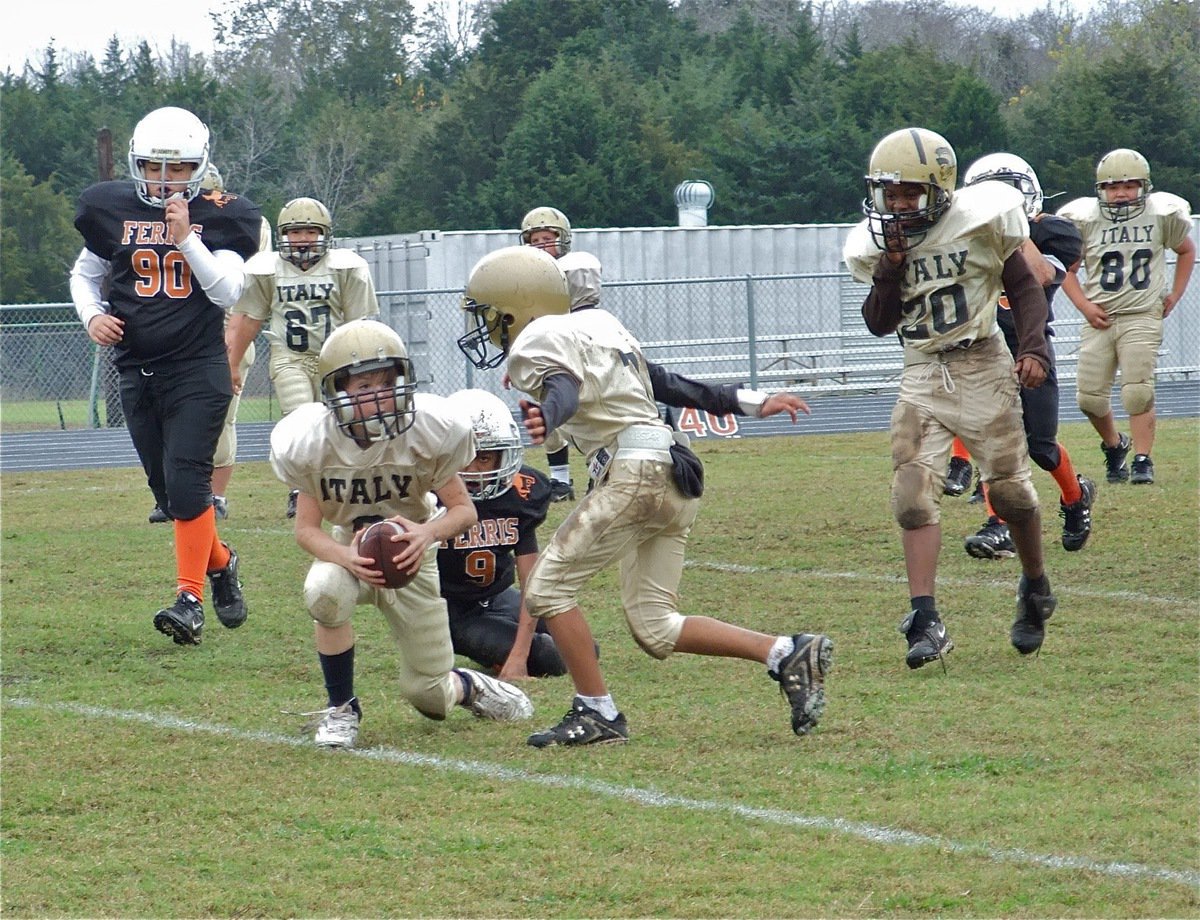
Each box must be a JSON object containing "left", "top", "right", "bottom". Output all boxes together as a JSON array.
[{"left": 358, "top": 520, "right": 413, "bottom": 589}]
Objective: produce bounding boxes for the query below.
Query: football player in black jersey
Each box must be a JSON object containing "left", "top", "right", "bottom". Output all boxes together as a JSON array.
[
  {"left": 438, "top": 390, "right": 568, "bottom": 680},
  {"left": 70, "top": 106, "right": 263, "bottom": 646},
  {"left": 948, "top": 153, "right": 1097, "bottom": 560}
]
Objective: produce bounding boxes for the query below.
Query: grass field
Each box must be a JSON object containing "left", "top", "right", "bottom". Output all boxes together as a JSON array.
[{"left": 2, "top": 419, "right": 1198, "bottom": 918}]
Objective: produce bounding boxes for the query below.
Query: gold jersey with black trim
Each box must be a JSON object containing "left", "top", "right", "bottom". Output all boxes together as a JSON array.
[
  {"left": 843, "top": 182, "right": 1029, "bottom": 355},
  {"left": 268, "top": 393, "right": 475, "bottom": 532},
  {"left": 234, "top": 247, "right": 380, "bottom": 357},
  {"left": 506, "top": 308, "right": 665, "bottom": 462},
  {"left": 1056, "top": 191, "right": 1192, "bottom": 315}
]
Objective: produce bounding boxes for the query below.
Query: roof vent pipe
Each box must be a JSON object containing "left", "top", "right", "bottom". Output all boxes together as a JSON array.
[{"left": 674, "top": 179, "right": 714, "bottom": 227}]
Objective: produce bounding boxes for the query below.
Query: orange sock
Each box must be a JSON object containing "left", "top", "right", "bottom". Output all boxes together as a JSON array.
[
  {"left": 951, "top": 437, "right": 971, "bottom": 462},
  {"left": 1050, "top": 444, "right": 1082, "bottom": 504},
  {"left": 173, "top": 506, "right": 227, "bottom": 599},
  {"left": 982, "top": 482, "right": 1002, "bottom": 522}
]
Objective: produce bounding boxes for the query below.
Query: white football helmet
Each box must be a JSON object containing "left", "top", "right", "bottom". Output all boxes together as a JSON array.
[
  {"left": 1095, "top": 148, "right": 1152, "bottom": 222},
  {"left": 519, "top": 207, "right": 572, "bottom": 256},
  {"left": 963, "top": 152, "right": 1043, "bottom": 218},
  {"left": 445, "top": 390, "right": 523, "bottom": 501},
  {"left": 458, "top": 246, "right": 571, "bottom": 370},
  {"left": 318, "top": 320, "right": 417, "bottom": 442},
  {"left": 128, "top": 107, "right": 211, "bottom": 207},
  {"left": 862, "top": 127, "right": 957, "bottom": 252},
  {"left": 278, "top": 197, "right": 333, "bottom": 268}
]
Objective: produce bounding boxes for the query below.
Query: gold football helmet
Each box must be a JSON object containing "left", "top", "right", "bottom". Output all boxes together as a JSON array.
[
  {"left": 278, "top": 197, "right": 333, "bottom": 268},
  {"left": 862, "top": 127, "right": 957, "bottom": 252},
  {"left": 199, "top": 164, "right": 225, "bottom": 192},
  {"left": 1095, "top": 148, "right": 1152, "bottom": 222},
  {"left": 458, "top": 246, "right": 570, "bottom": 370},
  {"left": 519, "top": 206, "right": 572, "bottom": 256},
  {"left": 128, "top": 106, "right": 211, "bottom": 207},
  {"left": 318, "top": 320, "right": 417, "bottom": 442}
]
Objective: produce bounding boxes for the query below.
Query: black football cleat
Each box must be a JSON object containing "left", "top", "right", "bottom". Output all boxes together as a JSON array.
[
  {"left": 899, "top": 609, "right": 953, "bottom": 670},
  {"left": 528, "top": 697, "right": 628, "bottom": 748},
  {"left": 1060, "top": 476, "right": 1096, "bottom": 551},
  {"left": 148, "top": 505, "right": 171, "bottom": 523},
  {"left": 1130, "top": 454, "right": 1154, "bottom": 484},
  {"left": 548, "top": 480, "right": 575, "bottom": 503},
  {"left": 943, "top": 456, "right": 973, "bottom": 497},
  {"left": 208, "top": 544, "right": 246, "bottom": 628},
  {"left": 1012, "top": 575, "right": 1057, "bottom": 655},
  {"left": 964, "top": 517, "right": 1016, "bottom": 559},
  {"left": 770, "top": 633, "right": 833, "bottom": 735},
  {"left": 1101, "top": 434, "right": 1131, "bottom": 483},
  {"left": 154, "top": 591, "right": 205, "bottom": 645}
]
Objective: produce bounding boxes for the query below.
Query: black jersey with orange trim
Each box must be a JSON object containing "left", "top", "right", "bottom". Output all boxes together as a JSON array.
[
  {"left": 437, "top": 465, "right": 552, "bottom": 602},
  {"left": 74, "top": 180, "right": 263, "bottom": 368}
]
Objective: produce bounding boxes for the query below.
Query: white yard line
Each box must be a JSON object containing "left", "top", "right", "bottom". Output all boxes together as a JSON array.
[
  {"left": 684, "top": 560, "right": 1194, "bottom": 608},
  {"left": 7, "top": 697, "right": 1197, "bottom": 890}
]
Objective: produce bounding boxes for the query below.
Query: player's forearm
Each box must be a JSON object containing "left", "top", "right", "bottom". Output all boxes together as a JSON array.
[
  {"left": 1003, "top": 249, "right": 1051, "bottom": 370},
  {"left": 225, "top": 314, "right": 262, "bottom": 365},
  {"left": 1169, "top": 241, "right": 1195, "bottom": 301},
  {"left": 862, "top": 254, "right": 904, "bottom": 336},
  {"left": 177, "top": 233, "right": 246, "bottom": 307},
  {"left": 69, "top": 248, "right": 110, "bottom": 328}
]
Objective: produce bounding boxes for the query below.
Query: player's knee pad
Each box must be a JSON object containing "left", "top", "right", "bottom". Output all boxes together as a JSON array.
[
  {"left": 406, "top": 688, "right": 450, "bottom": 721},
  {"left": 213, "top": 423, "right": 236, "bottom": 469},
  {"left": 1120, "top": 381, "right": 1155, "bottom": 416},
  {"left": 987, "top": 476, "right": 1039, "bottom": 524},
  {"left": 304, "top": 562, "right": 358, "bottom": 628},
  {"left": 1076, "top": 388, "right": 1112, "bottom": 419},
  {"left": 626, "top": 608, "right": 684, "bottom": 660},
  {"left": 892, "top": 462, "right": 939, "bottom": 530},
  {"left": 525, "top": 584, "right": 572, "bottom": 621},
  {"left": 1027, "top": 442, "right": 1059, "bottom": 473}
]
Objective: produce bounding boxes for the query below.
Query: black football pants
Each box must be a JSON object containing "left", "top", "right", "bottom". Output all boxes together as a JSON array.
[
  {"left": 446, "top": 587, "right": 567, "bottom": 677},
  {"left": 120, "top": 356, "right": 232, "bottom": 522}
]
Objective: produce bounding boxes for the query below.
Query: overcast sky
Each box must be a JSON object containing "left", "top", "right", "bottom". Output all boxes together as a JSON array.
[{"left": 2, "top": 0, "right": 1096, "bottom": 75}]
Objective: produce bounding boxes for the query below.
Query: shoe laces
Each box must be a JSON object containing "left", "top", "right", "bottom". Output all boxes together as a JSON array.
[
  {"left": 292, "top": 700, "right": 358, "bottom": 733},
  {"left": 899, "top": 612, "right": 949, "bottom": 674}
]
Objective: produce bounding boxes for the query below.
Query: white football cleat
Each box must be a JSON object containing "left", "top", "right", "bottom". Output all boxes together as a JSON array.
[{"left": 457, "top": 669, "right": 534, "bottom": 721}]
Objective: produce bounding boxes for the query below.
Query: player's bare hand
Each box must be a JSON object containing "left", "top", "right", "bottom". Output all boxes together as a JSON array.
[
  {"left": 164, "top": 195, "right": 193, "bottom": 246},
  {"left": 759, "top": 393, "right": 811, "bottom": 422},
  {"left": 1081, "top": 301, "right": 1112, "bottom": 330},
  {"left": 501, "top": 371, "right": 512, "bottom": 390},
  {"left": 229, "top": 359, "right": 244, "bottom": 394},
  {"left": 384, "top": 515, "right": 434, "bottom": 574},
  {"left": 883, "top": 225, "right": 908, "bottom": 264},
  {"left": 1015, "top": 356, "right": 1047, "bottom": 389},
  {"left": 497, "top": 658, "right": 531, "bottom": 682},
  {"left": 86, "top": 314, "right": 124, "bottom": 346},
  {"left": 519, "top": 399, "right": 547, "bottom": 445},
  {"left": 1163, "top": 292, "right": 1180, "bottom": 319},
  {"left": 344, "top": 543, "right": 387, "bottom": 586}
]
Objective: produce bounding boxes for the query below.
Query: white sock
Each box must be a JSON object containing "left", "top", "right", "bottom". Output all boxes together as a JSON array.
[
  {"left": 578, "top": 694, "right": 619, "bottom": 720},
  {"left": 765, "top": 635, "right": 794, "bottom": 673},
  {"left": 550, "top": 464, "right": 571, "bottom": 483}
]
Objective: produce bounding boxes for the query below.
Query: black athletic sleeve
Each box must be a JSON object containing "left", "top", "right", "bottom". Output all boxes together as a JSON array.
[{"left": 647, "top": 362, "right": 743, "bottom": 415}]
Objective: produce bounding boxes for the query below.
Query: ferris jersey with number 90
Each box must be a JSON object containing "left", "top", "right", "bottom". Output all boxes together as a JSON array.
[
  {"left": 506, "top": 308, "right": 663, "bottom": 461},
  {"left": 74, "top": 180, "right": 263, "bottom": 368},
  {"left": 844, "top": 182, "right": 1029, "bottom": 355},
  {"left": 1056, "top": 192, "right": 1192, "bottom": 316},
  {"left": 269, "top": 393, "right": 475, "bottom": 533},
  {"left": 234, "top": 248, "right": 379, "bottom": 356}
]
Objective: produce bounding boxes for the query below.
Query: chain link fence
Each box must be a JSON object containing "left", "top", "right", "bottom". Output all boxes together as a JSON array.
[{"left": 3, "top": 266, "right": 1198, "bottom": 432}]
